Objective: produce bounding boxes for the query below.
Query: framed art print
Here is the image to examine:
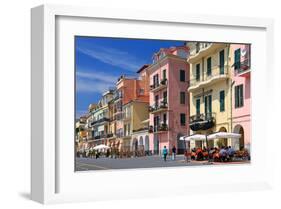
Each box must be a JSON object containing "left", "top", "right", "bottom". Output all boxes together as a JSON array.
[{"left": 31, "top": 4, "right": 274, "bottom": 204}]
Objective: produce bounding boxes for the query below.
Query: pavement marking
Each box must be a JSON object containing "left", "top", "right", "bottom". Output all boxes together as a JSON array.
[{"left": 77, "top": 162, "right": 109, "bottom": 170}]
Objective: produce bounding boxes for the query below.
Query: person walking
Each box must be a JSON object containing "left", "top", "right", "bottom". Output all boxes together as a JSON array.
[
  {"left": 172, "top": 145, "right": 177, "bottom": 160},
  {"left": 162, "top": 146, "right": 168, "bottom": 162}
]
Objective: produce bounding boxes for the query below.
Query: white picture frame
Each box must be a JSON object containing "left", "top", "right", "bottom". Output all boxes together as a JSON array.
[{"left": 31, "top": 4, "right": 275, "bottom": 204}]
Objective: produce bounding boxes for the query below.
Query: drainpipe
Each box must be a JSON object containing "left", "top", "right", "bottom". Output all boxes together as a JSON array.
[{"left": 227, "top": 44, "right": 234, "bottom": 132}]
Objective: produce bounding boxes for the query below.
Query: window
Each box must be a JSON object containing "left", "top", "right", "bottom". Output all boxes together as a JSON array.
[
  {"left": 235, "top": 85, "right": 244, "bottom": 108},
  {"left": 139, "top": 88, "right": 144, "bottom": 95},
  {"left": 234, "top": 48, "right": 241, "bottom": 70},
  {"left": 155, "top": 95, "right": 159, "bottom": 106},
  {"left": 219, "top": 50, "right": 225, "bottom": 74},
  {"left": 180, "top": 70, "right": 186, "bottom": 82},
  {"left": 196, "top": 98, "right": 200, "bottom": 115},
  {"left": 196, "top": 43, "right": 200, "bottom": 53},
  {"left": 196, "top": 64, "right": 200, "bottom": 81},
  {"left": 153, "top": 74, "right": 159, "bottom": 87},
  {"left": 180, "top": 113, "right": 186, "bottom": 126},
  {"left": 204, "top": 95, "right": 212, "bottom": 116},
  {"left": 180, "top": 92, "right": 186, "bottom": 104},
  {"left": 163, "top": 91, "right": 167, "bottom": 103},
  {"left": 219, "top": 90, "right": 225, "bottom": 112},
  {"left": 154, "top": 116, "right": 160, "bottom": 131},
  {"left": 163, "top": 113, "right": 167, "bottom": 124},
  {"left": 207, "top": 57, "right": 212, "bottom": 76},
  {"left": 162, "top": 69, "right": 166, "bottom": 80}
]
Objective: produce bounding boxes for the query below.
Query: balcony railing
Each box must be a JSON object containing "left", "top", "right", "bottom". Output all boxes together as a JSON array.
[
  {"left": 91, "top": 117, "right": 110, "bottom": 126},
  {"left": 233, "top": 59, "right": 251, "bottom": 76},
  {"left": 149, "top": 100, "right": 168, "bottom": 113},
  {"left": 133, "top": 127, "right": 149, "bottom": 133},
  {"left": 189, "top": 43, "right": 212, "bottom": 56},
  {"left": 93, "top": 133, "right": 115, "bottom": 140},
  {"left": 189, "top": 112, "right": 216, "bottom": 131},
  {"left": 150, "top": 79, "right": 168, "bottom": 92},
  {"left": 149, "top": 123, "right": 169, "bottom": 133},
  {"left": 188, "top": 65, "right": 229, "bottom": 91}
]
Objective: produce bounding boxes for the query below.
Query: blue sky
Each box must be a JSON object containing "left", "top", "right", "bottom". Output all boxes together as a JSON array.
[{"left": 75, "top": 36, "right": 185, "bottom": 118}]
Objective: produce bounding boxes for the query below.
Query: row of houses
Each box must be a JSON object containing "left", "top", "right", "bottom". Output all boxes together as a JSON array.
[{"left": 76, "top": 42, "right": 251, "bottom": 155}]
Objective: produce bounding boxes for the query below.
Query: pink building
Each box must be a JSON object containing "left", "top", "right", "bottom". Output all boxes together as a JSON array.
[
  {"left": 146, "top": 46, "right": 190, "bottom": 154},
  {"left": 231, "top": 44, "right": 251, "bottom": 151}
]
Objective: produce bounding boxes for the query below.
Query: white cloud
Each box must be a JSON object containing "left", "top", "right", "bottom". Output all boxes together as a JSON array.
[
  {"left": 77, "top": 45, "right": 144, "bottom": 72},
  {"left": 76, "top": 71, "right": 118, "bottom": 84},
  {"left": 76, "top": 78, "right": 114, "bottom": 94}
]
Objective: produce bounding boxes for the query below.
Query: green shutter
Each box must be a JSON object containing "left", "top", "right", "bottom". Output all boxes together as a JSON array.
[
  {"left": 235, "top": 49, "right": 241, "bottom": 70},
  {"left": 163, "top": 69, "right": 166, "bottom": 80},
  {"left": 180, "top": 92, "right": 185, "bottom": 104},
  {"left": 219, "top": 50, "right": 225, "bottom": 74},
  {"left": 239, "top": 85, "right": 244, "bottom": 107},
  {"left": 234, "top": 86, "right": 238, "bottom": 108},
  {"left": 196, "top": 99, "right": 200, "bottom": 115},
  {"left": 196, "top": 64, "right": 200, "bottom": 81},
  {"left": 180, "top": 70, "right": 185, "bottom": 82},
  {"left": 207, "top": 57, "right": 212, "bottom": 76},
  {"left": 208, "top": 95, "right": 212, "bottom": 114},
  {"left": 220, "top": 91, "right": 225, "bottom": 112}
]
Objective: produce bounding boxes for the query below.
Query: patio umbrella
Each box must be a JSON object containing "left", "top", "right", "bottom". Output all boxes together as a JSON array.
[
  {"left": 207, "top": 132, "right": 241, "bottom": 140},
  {"left": 183, "top": 134, "right": 206, "bottom": 141},
  {"left": 93, "top": 144, "right": 110, "bottom": 150}
]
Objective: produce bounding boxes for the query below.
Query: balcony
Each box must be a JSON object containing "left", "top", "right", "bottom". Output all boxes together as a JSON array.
[
  {"left": 91, "top": 117, "right": 110, "bottom": 126},
  {"left": 123, "top": 113, "right": 131, "bottom": 121},
  {"left": 113, "top": 111, "right": 123, "bottom": 121},
  {"left": 188, "top": 65, "right": 229, "bottom": 92},
  {"left": 133, "top": 127, "right": 149, "bottom": 133},
  {"left": 150, "top": 79, "right": 168, "bottom": 93},
  {"left": 113, "top": 94, "right": 123, "bottom": 101},
  {"left": 233, "top": 59, "right": 251, "bottom": 77},
  {"left": 188, "top": 43, "right": 227, "bottom": 63},
  {"left": 149, "top": 100, "right": 168, "bottom": 114},
  {"left": 150, "top": 123, "right": 169, "bottom": 133},
  {"left": 93, "top": 133, "right": 115, "bottom": 140},
  {"left": 189, "top": 113, "right": 216, "bottom": 131}
]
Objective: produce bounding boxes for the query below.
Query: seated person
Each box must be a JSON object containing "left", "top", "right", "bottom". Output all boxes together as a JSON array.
[{"left": 219, "top": 147, "right": 227, "bottom": 161}]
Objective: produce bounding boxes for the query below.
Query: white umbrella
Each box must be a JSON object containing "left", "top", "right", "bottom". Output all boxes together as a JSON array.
[
  {"left": 207, "top": 132, "right": 241, "bottom": 140},
  {"left": 93, "top": 144, "right": 110, "bottom": 150},
  {"left": 179, "top": 134, "right": 206, "bottom": 141}
]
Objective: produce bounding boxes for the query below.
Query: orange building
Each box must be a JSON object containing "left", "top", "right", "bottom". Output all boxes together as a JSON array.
[{"left": 112, "top": 68, "right": 150, "bottom": 150}]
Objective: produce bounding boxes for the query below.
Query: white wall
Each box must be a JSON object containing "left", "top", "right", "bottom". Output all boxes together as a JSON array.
[{"left": 0, "top": 0, "right": 280, "bottom": 208}]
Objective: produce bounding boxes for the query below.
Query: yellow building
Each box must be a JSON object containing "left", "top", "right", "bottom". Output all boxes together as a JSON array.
[
  {"left": 187, "top": 42, "right": 232, "bottom": 148},
  {"left": 89, "top": 90, "right": 114, "bottom": 146},
  {"left": 122, "top": 100, "right": 149, "bottom": 150}
]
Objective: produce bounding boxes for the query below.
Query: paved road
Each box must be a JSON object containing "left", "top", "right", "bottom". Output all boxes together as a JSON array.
[{"left": 75, "top": 155, "right": 250, "bottom": 171}]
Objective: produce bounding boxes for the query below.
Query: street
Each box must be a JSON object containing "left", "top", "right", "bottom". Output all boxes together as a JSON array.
[{"left": 75, "top": 155, "right": 250, "bottom": 171}]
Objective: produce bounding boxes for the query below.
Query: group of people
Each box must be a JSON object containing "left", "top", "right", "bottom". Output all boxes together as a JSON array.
[
  {"left": 162, "top": 145, "right": 177, "bottom": 162},
  {"left": 186, "top": 146, "right": 239, "bottom": 162},
  {"left": 161, "top": 145, "right": 249, "bottom": 163}
]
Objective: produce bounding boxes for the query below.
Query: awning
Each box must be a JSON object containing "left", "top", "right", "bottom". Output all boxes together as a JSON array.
[
  {"left": 180, "top": 132, "right": 241, "bottom": 141},
  {"left": 207, "top": 132, "right": 241, "bottom": 140},
  {"left": 179, "top": 134, "right": 206, "bottom": 141}
]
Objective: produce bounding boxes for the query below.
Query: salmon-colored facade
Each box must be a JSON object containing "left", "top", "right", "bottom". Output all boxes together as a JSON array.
[
  {"left": 113, "top": 72, "right": 149, "bottom": 150},
  {"left": 147, "top": 46, "right": 190, "bottom": 154},
  {"left": 230, "top": 44, "right": 251, "bottom": 151}
]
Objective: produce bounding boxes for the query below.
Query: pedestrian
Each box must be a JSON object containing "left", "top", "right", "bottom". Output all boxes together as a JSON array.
[
  {"left": 184, "top": 150, "right": 190, "bottom": 163},
  {"left": 172, "top": 145, "right": 177, "bottom": 160},
  {"left": 162, "top": 146, "right": 168, "bottom": 162}
]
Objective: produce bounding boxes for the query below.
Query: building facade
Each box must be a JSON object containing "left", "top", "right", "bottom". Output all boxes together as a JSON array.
[
  {"left": 88, "top": 90, "right": 114, "bottom": 147},
  {"left": 230, "top": 44, "right": 251, "bottom": 151},
  {"left": 147, "top": 46, "right": 190, "bottom": 154},
  {"left": 112, "top": 72, "right": 149, "bottom": 151},
  {"left": 187, "top": 42, "right": 232, "bottom": 149}
]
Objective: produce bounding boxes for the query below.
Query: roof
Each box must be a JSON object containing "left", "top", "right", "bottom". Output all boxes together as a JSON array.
[{"left": 136, "top": 64, "right": 150, "bottom": 73}]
